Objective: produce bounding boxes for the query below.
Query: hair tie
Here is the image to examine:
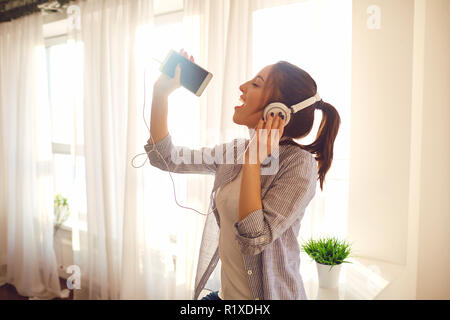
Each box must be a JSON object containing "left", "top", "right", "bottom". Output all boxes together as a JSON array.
[{"left": 315, "top": 100, "right": 325, "bottom": 110}]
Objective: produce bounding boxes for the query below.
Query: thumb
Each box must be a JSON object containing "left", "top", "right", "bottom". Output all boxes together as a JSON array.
[{"left": 174, "top": 64, "right": 181, "bottom": 84}]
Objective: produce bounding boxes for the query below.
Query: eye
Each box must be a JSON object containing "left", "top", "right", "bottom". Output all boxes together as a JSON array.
[{"left": 252, "top": 83, "right": 258, "bottom": 87}]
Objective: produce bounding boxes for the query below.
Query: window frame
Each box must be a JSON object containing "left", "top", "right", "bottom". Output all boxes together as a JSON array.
[{"left": 43, "top": 8, "right": 184, "bottom": 232}]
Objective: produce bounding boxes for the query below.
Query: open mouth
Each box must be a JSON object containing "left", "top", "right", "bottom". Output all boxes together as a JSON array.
[{"left": 235, "top": 96, "right": 246, "bottom": 109}]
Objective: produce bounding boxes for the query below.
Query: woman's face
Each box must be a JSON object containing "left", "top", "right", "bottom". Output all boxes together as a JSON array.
[{"left": 233, "top": 65, "right": 273, "bottom": 129}]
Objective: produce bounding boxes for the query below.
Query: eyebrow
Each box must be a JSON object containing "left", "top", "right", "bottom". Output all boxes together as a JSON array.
[{"left": 256, "top": 75, "right": 265, "bottom": 82}]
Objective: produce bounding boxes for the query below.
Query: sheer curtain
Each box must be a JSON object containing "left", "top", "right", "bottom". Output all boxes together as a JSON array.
[
  {"left": 66, "top": 0, "right": 159, "bottom": 299},
  {"left": 0, "top": 13, "right": 63, "bottom": 299},
  {"left": 65, "top": 0, "right": 212, "bottom": 299}
]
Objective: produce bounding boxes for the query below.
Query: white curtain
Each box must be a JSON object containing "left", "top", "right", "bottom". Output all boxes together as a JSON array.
[
  {"left": 64, "top": 0, "right": 210, "bottom": 300},
  {"left": 66, "top": 0, "right": 159, "bottom": 299},
  {"left": 0, "top": 13, "right": 63, "bottom": 299}
]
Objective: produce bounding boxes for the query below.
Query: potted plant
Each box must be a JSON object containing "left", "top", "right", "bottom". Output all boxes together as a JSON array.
[
  {"left": 301, "top": 237, "right": 352, "bottom": 289},
  {"left": 54, "top": 194, "right": 71, "bottom": 233}
]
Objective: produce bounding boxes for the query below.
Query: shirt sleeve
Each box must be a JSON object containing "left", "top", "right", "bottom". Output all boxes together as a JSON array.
[
  {"left": 233, "top": 152, "right": 317, "bottom": 255},
  {"left": 144, "top": 133, "right": 231, "bottom": 175}
]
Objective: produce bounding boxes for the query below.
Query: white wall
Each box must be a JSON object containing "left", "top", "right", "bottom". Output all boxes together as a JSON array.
[
  {"left": 415, "top": 0, "right": 450, "bottom": 300},
  {"left": 348, "top": 0, "right": 414, "bottom": 265},
  {"left": 349, "top": 0, "right": 450, "bottom": 299}
]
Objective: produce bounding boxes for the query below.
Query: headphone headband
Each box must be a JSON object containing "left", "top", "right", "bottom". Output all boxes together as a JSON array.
[{"left": 290, "top": 92, "right": 321, "bottom": 114}]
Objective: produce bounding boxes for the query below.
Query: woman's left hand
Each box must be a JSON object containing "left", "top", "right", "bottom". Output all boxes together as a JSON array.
[{"left": 245, "top": 113, "right": 285, "bottom": 165}]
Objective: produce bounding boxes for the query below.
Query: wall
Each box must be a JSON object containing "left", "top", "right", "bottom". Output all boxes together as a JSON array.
[
  {"left": 415, "top": 0, "right": 450, "bottom": 300},
  {"left": 348, "top": 0, "right": 414, "bottom": 265},
  {"left": 350, "top": 0, "right": 450, "bottom": 299}
]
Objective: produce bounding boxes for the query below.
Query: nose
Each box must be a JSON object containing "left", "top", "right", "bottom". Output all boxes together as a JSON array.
[{"left": 239, "top": 82, "right": 246, "bottom": 93}]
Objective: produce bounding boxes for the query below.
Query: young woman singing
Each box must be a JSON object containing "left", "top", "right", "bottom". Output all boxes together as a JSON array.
[{"left": 145, "top": 49, "right": 341, "bottom": 300}]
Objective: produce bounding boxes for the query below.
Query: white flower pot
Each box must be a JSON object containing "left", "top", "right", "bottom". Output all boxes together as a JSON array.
[{"left": 316, "top": 262, "right": 342, "bottom": 289}]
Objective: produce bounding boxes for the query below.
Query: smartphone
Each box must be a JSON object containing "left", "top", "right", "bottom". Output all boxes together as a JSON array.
[{"left": 159, "top": 49, "right": 213, "bottom": 97}]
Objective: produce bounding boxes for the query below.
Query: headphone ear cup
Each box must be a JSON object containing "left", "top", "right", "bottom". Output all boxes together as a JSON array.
[{"left": 263, "top": 102, "right": 291, "bottom": 127}]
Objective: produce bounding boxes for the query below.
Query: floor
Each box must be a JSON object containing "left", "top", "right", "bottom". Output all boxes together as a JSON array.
[
  {"left": 0, "top": 284, "right": 212, "bottom": 300},
  {"left": 0, "top": 277, "right": 73, "bottom": 300}
]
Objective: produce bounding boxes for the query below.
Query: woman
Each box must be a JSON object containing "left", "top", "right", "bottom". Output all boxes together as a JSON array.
[{"left": 145, "top": 49, "right": 341, "bottom": 300}]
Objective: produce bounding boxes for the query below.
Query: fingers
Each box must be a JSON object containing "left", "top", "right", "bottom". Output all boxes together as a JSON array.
[
  {"left": 180, "top": 48, "right": 188, "bottom": 58},
  {"left": 256, "top": 117, "right": 264, "bottom": 143},
  {"left": 265, "top": 113, "right": 274, "bottom": 137},
  {"left": 266, "top": 113, "right": 284, "bottom": 146},
  {"left": 257, "top": 117, "right": 264, "bottom": 130},
  {"left": 278, "top": 116, "right": 285, "bottom": 138},
  {"left": 260, "top": 113, "right": 284, "bottom": 135},
  {"left": 180, "top": 48, "right": 195, "bottom": 62},
  {"left": 272, "top": 113, "right": 280, "bottom": 129},
  {"left": 255, "top": 113, "right": 284, "bottom": 163},
  {"left": 263, "top": 114, "right": 274, "bottom": 157},
  {"left": 272, "top": 114, "right": 283, "bottom": 142}
]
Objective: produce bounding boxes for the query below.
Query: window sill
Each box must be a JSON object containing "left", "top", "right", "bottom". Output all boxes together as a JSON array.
[
  {"left": 55, "top": 218, "right": 87, "bottom": 233},
  {"left": 300, "top": 252, "right": 404, "bottom": 300}
]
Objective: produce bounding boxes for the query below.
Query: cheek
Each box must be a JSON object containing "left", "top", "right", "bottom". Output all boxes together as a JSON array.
[{"left": 247, "top": 104, "right": 264, "bottom": 117}]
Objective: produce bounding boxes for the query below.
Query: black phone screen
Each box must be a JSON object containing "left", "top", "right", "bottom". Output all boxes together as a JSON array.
[{"left": 160, "top": 50, "right": 209, "bottom": 94}]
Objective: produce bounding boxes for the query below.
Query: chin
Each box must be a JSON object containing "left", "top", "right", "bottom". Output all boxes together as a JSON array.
[{"left": 232, "top": 113, "right": 240, "bottom": 125}]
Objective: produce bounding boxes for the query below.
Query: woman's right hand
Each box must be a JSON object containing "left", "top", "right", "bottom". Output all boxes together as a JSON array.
[{"left": 153, "top": 48, "right": 195, "bottom": 97}]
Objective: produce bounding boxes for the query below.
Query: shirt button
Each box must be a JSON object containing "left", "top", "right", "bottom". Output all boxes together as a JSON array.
[
  {"left": 260, "top": 237, "right": 265, "bottom": 243},
  {"left": 247, "top": 270, "right": 253, "bottom": 275}
]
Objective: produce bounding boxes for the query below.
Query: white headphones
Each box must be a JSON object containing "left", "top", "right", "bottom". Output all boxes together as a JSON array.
[{"left": 262, "top": 92, "right": 321, "bottom": 126}]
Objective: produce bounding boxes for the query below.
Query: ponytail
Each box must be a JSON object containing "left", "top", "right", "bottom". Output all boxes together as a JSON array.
[
  {"left": 300, "top": 101, "right": 341, "bottom": 190},
  {"left": 265, "top": 61, "right": 341, "bottom": 191}
]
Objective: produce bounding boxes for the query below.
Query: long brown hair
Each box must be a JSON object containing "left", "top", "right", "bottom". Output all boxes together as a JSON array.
[{"left": 262, "top": 61, "right": 341, "bottom": 191}]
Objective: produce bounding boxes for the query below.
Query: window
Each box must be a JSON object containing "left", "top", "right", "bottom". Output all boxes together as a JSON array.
[
  {"left": 46, "top": 39, "right": 86, "bottom": 229},
  {"left": 43, "top": 0, "right": 185, "bottom": 232},
  {"left": 43, "top": 1, "right": 185, "bottom": 232},
  {"left": 136, "top": 10, "right": 204, "bottom": 256},
  {"left": 153, "top": 0, "right": 183, "bottom": 16},
  {"left": 253, "top": 0, "right": 352, "bottom": 239}
]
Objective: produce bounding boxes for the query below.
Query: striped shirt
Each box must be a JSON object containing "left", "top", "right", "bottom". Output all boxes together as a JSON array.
[{"left": 144, "top": 132, "right": 317, "bottom": 300}]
